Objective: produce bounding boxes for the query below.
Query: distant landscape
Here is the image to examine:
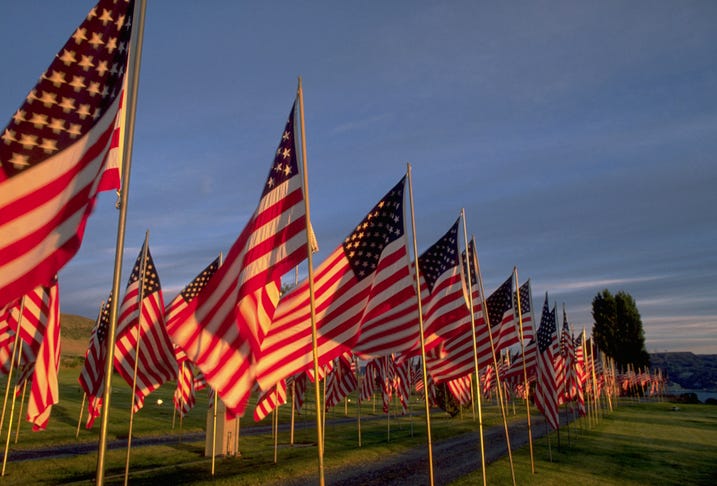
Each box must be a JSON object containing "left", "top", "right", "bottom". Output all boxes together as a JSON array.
[{"left": 58, "top": 314, "right": 717, "bottom": 393}]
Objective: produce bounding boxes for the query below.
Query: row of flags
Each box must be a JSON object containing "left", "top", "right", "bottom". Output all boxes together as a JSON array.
[{"left": 0, "top": 0, "right": 662, "bottom": 440}]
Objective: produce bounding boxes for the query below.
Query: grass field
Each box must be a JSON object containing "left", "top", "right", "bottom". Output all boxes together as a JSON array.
[
  {"left": 1, "top": 351, "right": 716, "bottom": 484},
  {"left": 454, "top": 401, "right": 717, "bottom": 486}
]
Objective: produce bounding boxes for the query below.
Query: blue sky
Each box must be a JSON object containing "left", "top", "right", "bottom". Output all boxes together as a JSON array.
[{"left": 2, "top": 1, "right": 716, "bottom": 354}]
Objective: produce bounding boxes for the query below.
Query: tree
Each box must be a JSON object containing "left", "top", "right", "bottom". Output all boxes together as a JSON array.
[{"left": 591, "top": 289, "right": 650, "bottom": 371}]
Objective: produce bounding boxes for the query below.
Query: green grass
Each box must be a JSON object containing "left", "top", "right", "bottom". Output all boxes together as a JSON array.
[
  {"left": 2, "top": 365, "right": 716, "bottom": 485},
  {"left": 452, "top": 401, "right": 717, "bottom": 486}
]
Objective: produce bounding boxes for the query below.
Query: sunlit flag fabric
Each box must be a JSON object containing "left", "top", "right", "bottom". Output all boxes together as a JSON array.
[
  {"left": 0, "top": 0, "right": 135, "bottom": 308},
  {"left": 253, "top": 380, "right": 287, "bottom": 422},
  {"left": 166, "top": 101, "right": 308, "bottom": 417},
  {"left": 164, "top": 258, "right": 219, "bottom": 417},
  {"left": 423, "top": 242, "right": 490, "bottom": 384},
  {"left": 78, "top": 296, "right": 111, "bottom": 428},
  {"left": 0, "top": 278, "right": 61, "bottom": 430},
  {"left": 114, "top": 243, "right": 177, "bottom": 412},
  {"left": 410, "top": 218, "right": 471, "bottom": 355},
  {"left": 534, "top": 294, "right": 560, "bottom": 430},
  {"left": 256, "top": 177, "right": 417, "bottom": 391}
]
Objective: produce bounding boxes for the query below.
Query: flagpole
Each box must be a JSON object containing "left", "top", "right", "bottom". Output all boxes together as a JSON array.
[
  {"left": 97, "top": 1, "right": 148, "bottom": 483},
  {"left": 1, "top": 298, "right": 25, "bottom": 477},
  {"left": 513, "top": 267, "right": 535, "bottom": 474},
  {"left": 0, "top": 299, "right": 24, "bottom": 438},
  {"left": 460, "top": 213, "right": 487, "bottom": 486},
  {"left": 211, "top": 252, "right": 223, "bottom": 477},
  {"left": 406, "top": 163, "right": 435, "bottom": 486},
  {"left": 76, "top": 393, "right": 87, "bottom": 439},
  {"left": 123, "top": 231, "right": 150, "bottom": 486},
  {"left": 13, "top": 381, "right": 27, "bottom": 444},
  {"left": 297, "top": 76, "right": 324, "bottom": 486},
  {"left": 356, "top": 357, "right": 362, "bottom": 448},
  {"left": 472, "top": 245, "right": 517, "bottom": 486}
]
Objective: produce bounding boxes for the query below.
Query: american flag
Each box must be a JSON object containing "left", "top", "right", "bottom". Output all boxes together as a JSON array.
[
  {"left": 515, "top": 279, "right": 534, "bottom": 343},
  {"left": 325, "top": 353, "right": 358, "bottom": 410},
  {"left": 78, "top": 296, "right": 111, "bottom": 428},
  {"left": 173, "top": 359, "right": 196, "bottom": 418},
  {"left": 25, "top": 278, "right": 61, "bottom": 430},
  {"left": 256, "top": 177, "right": 417, "bottom": 391},
  {"left": 0, "top": 0, "right": 134, "bottom": 308},
  {"left": 114, "top": 243, "right": 177, "bottom": 412},
  {"left": 165, "top": 258, "right": 219, "bottom": 417},
  {"left": 413, "top": 218, "right": 471, "bottom": 354},
  {"left": 394, "top": 358, "right": 412, "bottom": 415},
  {"left": 166, "top": 101, "right": 307, "bottom": 417},
  {"left": 253, "top": 380, "right": 287, "bottom": 422},
  {"left": 0, "top": 279, "right": 61, "bottom": 430},
  {"left": 360, "top": 359, "right": 379, "bottom": 402},
  {"left": 486, "top": 274, "right": 519, "bottom": 355},
  {"left": 534, "top": 294, "right": 560, "bottom": 430},
  {"left": 447, "top": 374, "right": 473, "bottom": 406},
  {"left": 290, "top": 372, "right": 308, "bottom": 415}
]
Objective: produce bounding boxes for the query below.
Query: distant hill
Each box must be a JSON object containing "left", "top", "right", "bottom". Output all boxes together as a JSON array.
[
  {"left": 61, "top": 313, "right": 94, "bottom": 359},
  {"left": 650, "top": 352, "right": 717, "bottom": 391}
]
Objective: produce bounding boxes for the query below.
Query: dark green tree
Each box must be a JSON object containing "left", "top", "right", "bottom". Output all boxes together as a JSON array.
[{"left": 591, "top": 289, "right": 650, "bottom": 370}]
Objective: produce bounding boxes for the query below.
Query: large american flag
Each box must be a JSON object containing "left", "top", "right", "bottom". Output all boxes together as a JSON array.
[
  {"left": 256, "top": 177, "right": 417, "bottom": 391},
  {"left": 166, "top": 101, "right": 308, "bottom": 417},
  {"left": 78, "top": 296, "right": 112, "bottom": 428},
  {"left": 413, "top": 218, "right": 471, "bottom": 354},
  {"left": 0, "top": 0, "right": 134, "bottom": 308},
  {"left": 114, "top": 243, "right": 177, "bottom": 412},
  {"left": 534, "top": 294, "right": 560, "bottom": 430}
]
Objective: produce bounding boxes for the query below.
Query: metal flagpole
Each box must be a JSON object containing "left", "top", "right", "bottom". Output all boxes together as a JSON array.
[
  {"left": 406, "top": 163, "right": 435, "bottom": 486},
  {"left": 76, "top": 393, "right": 87, "bottom": 439},
  {"left": 473, "top": 246, "right": 517, "bottom": 486},
  {"left": 460, "top": 214, "right": 487, "bottom": 486},
  {"left": 13, "top": 381, "right": 27, "bottom": 444},
  {"left": 1, "top": 298, "right": 25, "bottom": 477},
  {"left": 297, "top": 76, "right": 324, "bottom": 486},
  {"left": 211, "top": 252, "right": 223, "bottom": 476},
  {"left": 97, "top": 1, "right": 148, "bottom": 483},
  {"left": 356, "top": 357, "right": 362, "bottom": 447},
  {"left": 123, "top": 231, "right": 151, "bottom": 486},
  {"left": 514, "top": 268, "right": 535, "bottom": 474},
  {"left": 79, "top": 301, "right": 104, "bottom": 438},
  {"left": 0, "top": 299, "right": 24, "bottom": 438}
]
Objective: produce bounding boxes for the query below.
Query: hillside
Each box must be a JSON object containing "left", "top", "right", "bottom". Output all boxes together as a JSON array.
[
  {"left": 60, "top": 313, "right": 94, "bottom": 359},
  {"left": 651, "top": 352, "right": 717, "bottom": 390}
]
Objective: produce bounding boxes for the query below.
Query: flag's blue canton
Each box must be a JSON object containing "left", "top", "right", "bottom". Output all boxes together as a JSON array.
[
  {"left": 537, "top": 298, "right": 556, "bottom": 353},
  {"left": 262, "top": 103, "right": 298, "bottom": 197},
  {"left": 1, "top": 0, "right": 134, "bottom": 176},
  {"left": 180, "top": 258, "right": 219, "bottom": 302},
  {"left": 128, "top": 245, "right": 161, "bottom": 294},
  {"left": 419, "top": 219, "right": 459, "bottom": 292},
  {"left": 342, "top": 177, "right": 405, "bottom": 282},
  {"left": 486, "top": 276, "right": 513, "bottom": 328},
  {"left": 515, "top": 280, "right": 531, "bottom": 313},
  {"left": 461, "top": 240, "right": 478, "bottom": 287},
  {"left": 96, "top": 294, "right": 112, "bottom": 343}
]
